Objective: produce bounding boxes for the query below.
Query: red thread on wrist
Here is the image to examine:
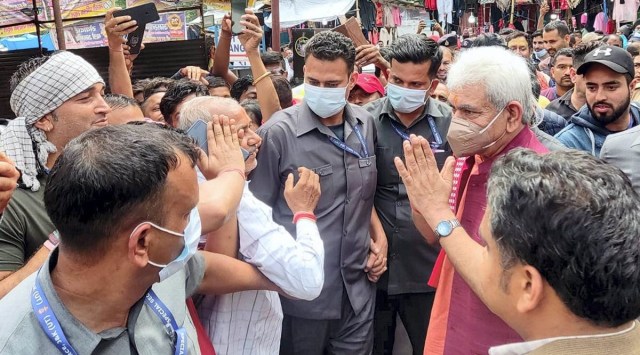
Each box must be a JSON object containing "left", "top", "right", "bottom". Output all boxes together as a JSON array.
[
  {"left": 219, "top": 168, "right": 246, "bottom": 180},
  {"left": 293, "top": 212, "right": 316, "bottom": 224}
]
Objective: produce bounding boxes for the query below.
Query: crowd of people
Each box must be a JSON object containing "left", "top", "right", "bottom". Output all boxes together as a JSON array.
[{"left": 0, "top": 6, "right": 638, "bottom": 355}]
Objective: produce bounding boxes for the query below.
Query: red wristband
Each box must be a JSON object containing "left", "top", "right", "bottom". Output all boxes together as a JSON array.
[
  {"left": 219, "top": 168, "right": 246, "bottom": 181},
  {"left": 293, "top": 212, "right": 317, "bottom": 224}
]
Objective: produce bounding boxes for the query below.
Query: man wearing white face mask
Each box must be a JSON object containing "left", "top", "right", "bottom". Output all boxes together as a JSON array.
[
  {"left": 402, "top": 46, "right": 549, "bottom": 355},
  {"left": 250, "top": 31, "right": 386, "bottom": 354},
  {"left": 362, "top": 34, "right": 452, "bottom": 355},
  {"left": 0, "top": 124, "right": 287, "bottom": 354}
]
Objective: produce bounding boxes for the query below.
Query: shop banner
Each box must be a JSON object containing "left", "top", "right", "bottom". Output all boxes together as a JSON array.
[
  {"left": 0, "top": 0, "right": 43, "bottom": 27},
  {"left": 42, "top": 0, "right": 114, "bottom": 20},
  {"left": 0, "top": 24, "right": 38, "bottom": 38},
  {"left": 58, "top": 18, "right": 108, "bottom": 49},
  {"left": 143, "top": 11, "right": 187, "bottom": 43},
  {"left": 126, "top": 0, "right": 199, "bottom": 11}
]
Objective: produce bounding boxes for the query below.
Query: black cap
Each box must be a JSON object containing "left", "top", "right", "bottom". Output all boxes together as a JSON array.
[
  {"left": 438, "top": 33, "right": 458, "bottom": 48},
  {"left": 461, "top": 38, "right": 473, "bottom": 49},
  {"left": 577, "top": 45, "right": 635, "bottom": 77}
]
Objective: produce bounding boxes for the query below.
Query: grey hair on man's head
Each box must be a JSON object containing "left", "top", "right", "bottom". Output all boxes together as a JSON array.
[
  {"left": 447, "top": 46, "right": 534, "bottom": 124},
  {"left": 487, "top": 148, "right": 640, "bottom": 327},
  {"left": 179, "top": 96, "right": 242, "bottom": 130}
]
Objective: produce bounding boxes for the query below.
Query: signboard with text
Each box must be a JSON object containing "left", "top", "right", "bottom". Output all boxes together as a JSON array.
[{"left": 142, "top": 11, "right": 187, "bottom": 43}]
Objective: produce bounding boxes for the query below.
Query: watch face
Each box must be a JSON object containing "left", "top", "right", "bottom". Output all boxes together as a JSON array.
[{"left": 436, "top": 221, "right": 453, "bottom": 237}]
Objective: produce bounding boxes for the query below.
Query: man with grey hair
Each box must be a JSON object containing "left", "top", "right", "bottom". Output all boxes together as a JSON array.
[
  {"left": 396, "top": 145, "right": 640, "bottom": 354},
  {"left": 401, "top": 46, "right": 548, "bottom": 354},
  {"left": 180, "top": 96, "right": 325, "bottom": 354}
]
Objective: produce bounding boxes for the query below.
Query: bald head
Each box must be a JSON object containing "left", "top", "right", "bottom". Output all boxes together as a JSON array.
[{"left": 179, "top": 96, "right": 245, "bottom": 130}]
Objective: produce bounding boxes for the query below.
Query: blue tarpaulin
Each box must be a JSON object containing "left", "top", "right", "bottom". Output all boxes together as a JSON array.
[{"left": 0, "top": 32, "right": 55, "bottom": 51}]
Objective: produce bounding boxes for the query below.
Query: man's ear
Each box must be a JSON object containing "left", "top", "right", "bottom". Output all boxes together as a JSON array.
[
  {"left": 427, "top": 78, "right": 440, "bottom": 95},
  {"left": 505, "top": 101, "right": 524, "bottom": 132},
  {"left": 34, "top": 114, "right": 55, "bottom": 133},
  {"left": 569, "top": 67, "right": 577, "bottom": 83},
  {"left": 516, "top": 265, "right": 545, "bottom": 314},
  {"left": 128, "top": 223, "right": 152, "bottom": 268},
  {"left": 348, "top": 71, "right": 359, "bottom": 91}
]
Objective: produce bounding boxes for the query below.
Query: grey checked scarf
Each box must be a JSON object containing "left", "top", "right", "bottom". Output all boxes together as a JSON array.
[{"left": 1, "top": 51, "right": 103, "bottom": 191}]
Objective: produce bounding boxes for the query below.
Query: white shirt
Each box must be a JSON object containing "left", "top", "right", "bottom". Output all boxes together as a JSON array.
[
  {"left": 198, "top": 183, "right": 324, "bottom": 355},
  {"left": 489, "top": 321, "right": 637, "bottom": 355}
]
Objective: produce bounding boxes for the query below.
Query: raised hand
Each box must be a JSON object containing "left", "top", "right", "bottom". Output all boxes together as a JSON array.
[
  {"left": 355, "top": 44, "right": 389, "bottom": 69},
  {"left": 0, "top": 153, "right": 19, "bottom": 213},
  {"left": 238, "top": 9, "right": 263, "bottom": 53},
  {"left": 393, "top": 134, "right": 455, "bottom": 226},
  {"left": 180, "top": 66, "right": 209, "bottom": 81},
  {"left": 197, "top": 115, "right": 245, "bottom": 180},
  {"left": 284, "top": 167, "right": 321, "bottom": 214},
  {"left": 104, "top": 8, "right": 138, "bottom": 50}
]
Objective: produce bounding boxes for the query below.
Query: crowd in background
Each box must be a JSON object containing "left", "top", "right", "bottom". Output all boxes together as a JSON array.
[{"left": 0, "top": 5, "right": 638, "bottom": 355}]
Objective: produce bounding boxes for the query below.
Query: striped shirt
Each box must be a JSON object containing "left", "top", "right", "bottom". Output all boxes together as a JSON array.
[{"left": 198, "top": 184, "right": 324, "bottom": 354}]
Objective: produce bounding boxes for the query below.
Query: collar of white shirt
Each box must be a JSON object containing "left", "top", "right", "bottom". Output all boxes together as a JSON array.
[{"left": 488, "top": 321, "right": 637, "bottom": 355}]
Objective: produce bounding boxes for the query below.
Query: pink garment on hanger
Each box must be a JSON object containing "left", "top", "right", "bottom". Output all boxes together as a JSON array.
[
  {"left": 580, "top": 13, "right": 587, "bottom": 25},
  {"left": 593, "top": 12, "right": 607, "bottom": 32},
  {"left": 392, "top": 6, "right": 402, "bottom": 26}
]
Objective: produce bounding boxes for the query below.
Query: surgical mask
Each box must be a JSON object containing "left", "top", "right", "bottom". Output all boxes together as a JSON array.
[
  {"left": 446, "top": 106, "right": 507, "bottom": 157},
  {"left": 386, "top": 83, "right": 428, "bottom": 113},
  {"left": 533, "top": 48, "right": 547, "bottom": 59},
  {"left": 304, "top": 84, "right": 347, "bottom": 118},
  {"left": 132, "top": 208, "right": 202, "bottom": 282}
]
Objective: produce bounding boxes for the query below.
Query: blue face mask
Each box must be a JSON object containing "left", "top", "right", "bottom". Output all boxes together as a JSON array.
[
  {"left": 304, "top": 84, "right": 348, "bottom": 118},
  {"left": 534, "top": 48, "right": 548, "bottom": 59},
  {"left": 386, "top": 83, "right": 428, "bottom": 113},
  {"left": 132, "top": 208, "right": 202, "bottom": 282}
]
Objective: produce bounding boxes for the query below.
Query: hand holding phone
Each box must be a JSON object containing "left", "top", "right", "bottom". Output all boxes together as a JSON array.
[
  {"left": 113, "top": 3, "right": 160, "bottom": 55},
  {"left": 231, "top": 0, "right": 247, "bottom": 35},
  {"left": 188, "top": 116, "right": 248, "bottom": 180},
  {"left": 186, "top": 119, "right": 250, "bottom": 160}
]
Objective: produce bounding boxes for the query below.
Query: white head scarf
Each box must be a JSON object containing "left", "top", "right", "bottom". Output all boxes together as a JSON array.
[{"left": 1, "top": 51, "right": 104, "bottom": 191}]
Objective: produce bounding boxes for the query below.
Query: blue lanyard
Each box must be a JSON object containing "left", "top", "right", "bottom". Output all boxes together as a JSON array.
[
  {"left": 390, "top": 117, "right": 443, "bottom": 148},
  {"left": 328, "top": 123, "right": 369, "bottom": 158},
  {"left": 31, "top": 275, "right": 187, "bottom": 355},
  {"left": 145, "top": 290, "right": 188, "bottom": 355},
  {"left": 32, "top": 275, "right": 79, "bottom": 355}
]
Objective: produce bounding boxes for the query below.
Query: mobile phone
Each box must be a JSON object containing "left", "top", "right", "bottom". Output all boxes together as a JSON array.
[
  {"left": 231, "top": 0, "right": 247, "bottom": 35},
  {"left": 185, "top": 119, "right": 251, "bottom": 161},
  {"left": 113, "top": 3, "right": 160, "bottom": 54}
]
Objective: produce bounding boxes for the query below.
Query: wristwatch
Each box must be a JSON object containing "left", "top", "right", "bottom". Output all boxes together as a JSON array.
[{"left": 434, "top": 219, "right": 461, "bottom": 239}]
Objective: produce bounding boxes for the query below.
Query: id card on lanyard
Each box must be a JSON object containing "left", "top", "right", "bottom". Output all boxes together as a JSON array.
[
  {"left": 390, "top": 117, "right": 444, "bottom": 152},
  {"left": 328, "top": 122, "right": 370, "bottom": 159},
  {"left": 31, "top": 273, "right": 188, "bottom": 355}
]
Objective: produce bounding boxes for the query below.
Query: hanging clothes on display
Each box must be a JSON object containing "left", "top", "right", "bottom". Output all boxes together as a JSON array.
[
  {"left": 359, "top": 0, "right": 378, "bottom": 31},
  {"left": 375, "top": 1, "right": 384, "bottom": 27},
  {"left": 438, "top": 0, "right": 454, "bottom": 25},
  {"left": 379, "top": 27, "right": 391, "bottom": 46},
  {"left": 425, "top": 0, "right": 437, "bottom": 11},
  {"left": 392, "top": 6, "right": 402, "bottom": 27},
  {"left": 613, "top": 0, "right": 639, "bottom": 23},
  {"left": 593, "top": 11, "right": 608, "bottom": 33},
  {"left": 383, "top": 4, "right": 395, "bottom": 27}
]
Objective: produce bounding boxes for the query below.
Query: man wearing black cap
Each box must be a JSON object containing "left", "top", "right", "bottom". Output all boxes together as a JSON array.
[{"left": 555, "top": 45, "right": 640, "bottom": 156}]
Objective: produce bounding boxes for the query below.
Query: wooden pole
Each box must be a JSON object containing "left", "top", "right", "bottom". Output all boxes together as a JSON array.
[
  {"left": 52, "top": 0, "right": 66, "bottom": 50},
  {"left": 509, "top": 0, "right": 516, "bottom": 25},
  {"left": 272, "top": 0, "right": 281, "bottom": 51},
  {"left": 31, "top": 0, "right": 43, "bottom": 53}
]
